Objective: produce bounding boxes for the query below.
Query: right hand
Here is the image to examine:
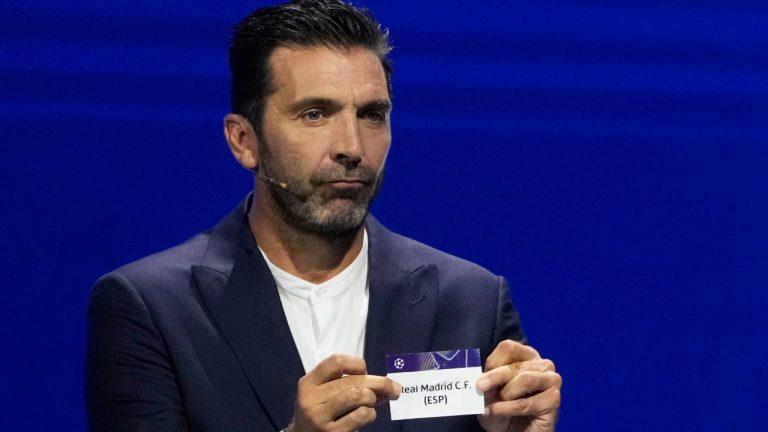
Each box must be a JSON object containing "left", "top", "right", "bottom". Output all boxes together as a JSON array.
[{"left": 288, "top": 354, "right": 402, "bottom": 432}]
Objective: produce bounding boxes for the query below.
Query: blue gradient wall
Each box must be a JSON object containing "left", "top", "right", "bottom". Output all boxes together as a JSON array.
[{"left": 2, "top": 1, "right": 766, "bottom": 430}]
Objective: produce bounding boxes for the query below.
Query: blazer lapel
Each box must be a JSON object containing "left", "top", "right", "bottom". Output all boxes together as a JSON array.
[
  {"left": 364, "top": 217, "right": 440, "bottom": 432},
  {"left": 193, "top": 204, "right": 304, "bottom": 430},
  {"left": 364, "top": 263, "right": 439, "bottom": 375}
]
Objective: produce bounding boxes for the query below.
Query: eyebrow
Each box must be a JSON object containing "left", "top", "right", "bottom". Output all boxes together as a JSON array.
[
  {"left": 286, "top": 97, "right": 341, "bottom": 114},
  {"left": 360, "top": 99, "right": 393, "bottom": 114},
  {"left": 286, "top": 97, "right": 392, "bottom": 114}
]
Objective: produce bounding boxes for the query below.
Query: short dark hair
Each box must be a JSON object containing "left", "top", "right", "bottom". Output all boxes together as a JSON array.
[{"left": 229, "top": 0, "right": 393, "bottom": 132}]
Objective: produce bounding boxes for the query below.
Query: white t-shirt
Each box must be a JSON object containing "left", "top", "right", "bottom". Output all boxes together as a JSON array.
[{"left": 259, "top": 231, "right": 369, "bottom": 373}]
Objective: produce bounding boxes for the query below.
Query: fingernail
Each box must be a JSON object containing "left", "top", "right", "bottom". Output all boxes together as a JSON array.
[
  {"left": 476, "top": 377, "right": 490, "bottom": 392},
  {"left": 483, "top": 407, "right": 490, "bottom": 417},
  {"left": 394, "top": 382, "right": 402, "bottom": 394}
]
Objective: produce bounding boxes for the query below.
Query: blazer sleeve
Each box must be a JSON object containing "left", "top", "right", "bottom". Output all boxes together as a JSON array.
[
  {"left": 493, "top": 276, "right": 528, "bottom": 346},
  {"left": 85, "top": 272, "right": 189, "bottom": 431}
]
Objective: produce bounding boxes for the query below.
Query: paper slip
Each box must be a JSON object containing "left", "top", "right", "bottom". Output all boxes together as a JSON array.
[{"left": 386, "top": 348, "right": 485, "bottom": 420}]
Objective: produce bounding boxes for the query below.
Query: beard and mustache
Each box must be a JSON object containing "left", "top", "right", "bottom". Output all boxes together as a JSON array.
[{"left": 258, "top": 144, "right": 384, "bottom": 239}]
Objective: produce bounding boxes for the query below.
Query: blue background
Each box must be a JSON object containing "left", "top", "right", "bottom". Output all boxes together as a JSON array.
[{"left": 2, "top": 1, "right": 766, "bottom": 430}]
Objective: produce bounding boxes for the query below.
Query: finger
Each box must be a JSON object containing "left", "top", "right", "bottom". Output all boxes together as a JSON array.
[
  {"left": 499, "top": 370, "right": 562, "bottom": 401},
  {"left": 514, "top": 358, "right": 555, "bottom": 373},
  {"left": 324, "top": 386, "right": 378, "bottom": 421},
  {"left": 320, "top": 378, "right": 401, "bottom": 427},
  {"left": 331, "top": 405, "right": 378, "bottom": 431},
  {"left": 485, "top": 385, "right": 561, "bottom": 419},
  {"left": 299, "top": 375, "right": 401, "bottom": 425},
  {"left": 485, "top": 340, "right": 540, "bottom": 371},
  {"left": 304, "top": 354, "right": 367, "bottom": 385},
  {"left": 476, "top": 363, "right": 521, "bottom": 393},
  {"left": 326, "top": 374, "right": 402, "bottom": 401},
  {"left": 476, "top": 359, "right": 555, "bottom": 393}
]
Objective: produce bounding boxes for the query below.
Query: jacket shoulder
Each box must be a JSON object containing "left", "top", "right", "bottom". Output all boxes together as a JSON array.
[
  {"left": 371, "top": 221, "right": 500, "bottom": 284},
  {"left": 93, "top": 230, "right": 212, "bottom": 297}
]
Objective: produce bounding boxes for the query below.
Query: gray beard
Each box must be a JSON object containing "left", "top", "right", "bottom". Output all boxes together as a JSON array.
[
  {"left": 268, "top": 175, "right": 382, "bottom": 239},
  {"left": 256, "top": 130, "right": 385, "bottom": 238}
]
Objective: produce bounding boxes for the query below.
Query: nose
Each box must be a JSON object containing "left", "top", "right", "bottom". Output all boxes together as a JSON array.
[{"left": 330, "top": 115, "right": 364, "bottom": 169}]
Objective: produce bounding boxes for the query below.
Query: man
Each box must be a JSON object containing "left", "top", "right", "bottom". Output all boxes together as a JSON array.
[{"left": 85, "top": 1, "right": 561, "bottom": 431}]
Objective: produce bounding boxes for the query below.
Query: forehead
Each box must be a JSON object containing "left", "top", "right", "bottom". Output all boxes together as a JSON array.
[{"left": 267, "top": 45, "right": 389, "bottom": 105}]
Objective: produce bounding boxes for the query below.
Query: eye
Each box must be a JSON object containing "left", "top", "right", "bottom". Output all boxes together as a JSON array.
[
  {"left": 302, "top": 109, "right": 327, "bottom": 122},
  {"left": 363, "top": 110, "right": 387, "bottom": 124}
]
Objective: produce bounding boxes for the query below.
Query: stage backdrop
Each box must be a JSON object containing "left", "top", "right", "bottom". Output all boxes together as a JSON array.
[{"left": 2, "top": 0, "right": 766, "bottom": 430}]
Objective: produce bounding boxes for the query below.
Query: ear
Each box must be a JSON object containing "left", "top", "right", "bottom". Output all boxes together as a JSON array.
[{"left": 223, "top": 113, "right": 259, "bottom": 170}]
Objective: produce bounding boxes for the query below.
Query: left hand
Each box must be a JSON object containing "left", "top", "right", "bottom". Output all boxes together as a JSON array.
[{"left": 475, "top": 340, "right": 561, "bottom": 432}]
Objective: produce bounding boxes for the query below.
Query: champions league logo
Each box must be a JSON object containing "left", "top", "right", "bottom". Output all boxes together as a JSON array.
[{"left": 387, "top": 349, "right": 481, "bottom": 373}]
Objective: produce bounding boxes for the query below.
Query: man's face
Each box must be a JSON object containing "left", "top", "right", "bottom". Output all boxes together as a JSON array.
[{"left": 256, "top": 45, "right": 392, "bottom": 237}]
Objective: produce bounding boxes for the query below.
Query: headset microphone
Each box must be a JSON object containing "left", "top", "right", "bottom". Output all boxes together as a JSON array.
[
  {"left": 250, "top": 168, "right": 288, "bottom": 190},
  {"left": 259, "top": 174, "right": 288, "bottom": 190}
]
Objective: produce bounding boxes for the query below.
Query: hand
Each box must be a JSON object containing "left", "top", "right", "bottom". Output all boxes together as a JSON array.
[
  {"left": 287, "top": 354, "right": 402, "bottom": 432},
  {"left": 476, "top": 340, "right": 561, "bottom": 432}
]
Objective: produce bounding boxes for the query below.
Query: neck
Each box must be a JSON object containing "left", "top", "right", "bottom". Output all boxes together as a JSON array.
[{"left": 248, "top": 188, "right": 365, "bottom": 284}]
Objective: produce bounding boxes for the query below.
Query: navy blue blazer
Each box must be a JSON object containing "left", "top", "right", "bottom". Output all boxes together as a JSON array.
[{"left": 86, "top": 198, "right": 526, "bottom": 431}]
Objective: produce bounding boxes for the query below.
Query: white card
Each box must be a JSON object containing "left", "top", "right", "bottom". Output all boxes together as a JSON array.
[{"left": 386, "top": 349, "right": 485, "bottom": 420}]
